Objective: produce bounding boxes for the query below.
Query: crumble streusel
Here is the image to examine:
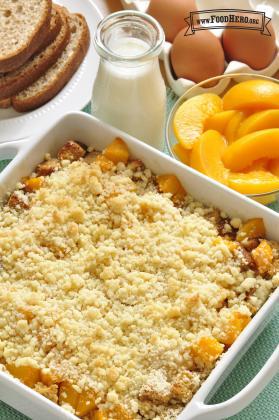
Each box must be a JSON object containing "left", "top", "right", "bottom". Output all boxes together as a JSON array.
[{"left": 0, "top": 139, "right": 278, "bottom": 419}]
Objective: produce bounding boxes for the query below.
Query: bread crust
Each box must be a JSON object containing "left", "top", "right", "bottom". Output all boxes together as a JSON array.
[
  {"left": 0, "top": 0, "right": 52, "bottom": 73},
  {"left": 12, "top": 14, "right": 90, "bottom": 112},
  {"left": 0, "top": 7, "right": 70, "bottom": 101},
  {"left": 0, "top": 98, "right": 11, "bottom": 109},
  {"left": 39, "top": 5, "right": 63, "bottom": 52}
]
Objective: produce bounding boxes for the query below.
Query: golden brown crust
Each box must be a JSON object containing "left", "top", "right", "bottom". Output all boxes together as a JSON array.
[
  {"left": 38, "top": 5, "right": 63, "bottom": 52},
  {"left": 12, "top": 13, "right": 90, "bottom": 112},
  {"left": 0, "top": 98, "right": 11, "bottom": 108},
  {"left": 0, "top": 0, "right": 52, "bottom": 73},
  {"left": 0, "top": 7, "right": 70, "bottom": 101}
]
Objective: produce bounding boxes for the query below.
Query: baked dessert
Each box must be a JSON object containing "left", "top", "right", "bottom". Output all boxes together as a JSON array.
[
  {"left": 0, "top": 6, "right": 70, "bottom": 101},
  {"left": 12, "top": 13, "right": 90, "bottom": 112},
  {"left": 0, "top": 0, "right": 52, "bottom": 72},
  {"left": 0, "top": 138, "right": 278, "bottom": 419}
]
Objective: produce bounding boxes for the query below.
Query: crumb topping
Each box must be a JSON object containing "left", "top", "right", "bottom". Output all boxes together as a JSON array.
[{"left": 0, "top": 151, "right": 278, "bottom": 419}]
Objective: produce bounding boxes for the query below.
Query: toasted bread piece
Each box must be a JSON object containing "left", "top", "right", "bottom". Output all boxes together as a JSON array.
[
  {"left": 0, "top": 98, "right": 11, "bottom": 109},
  {"left": 12, "top": 13, "right": 90, "bottom": 112},
  {"left": 39, "top": 5, "right": 63, "bottom": 52},
  {"left": 0, "top": 0, "right": 52, "bottom": 72},
  {"left": 0, "top": 7, "right": 70, "bottom": 101}
]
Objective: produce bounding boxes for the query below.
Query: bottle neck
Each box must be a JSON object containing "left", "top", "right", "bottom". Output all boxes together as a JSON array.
[{"left": 94, "top": 11, "right": 164, "bottom": 66}]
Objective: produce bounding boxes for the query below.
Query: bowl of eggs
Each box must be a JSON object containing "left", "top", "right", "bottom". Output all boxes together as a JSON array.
[
  {"left": 166, "top": 73, "right": 279, "bottom": 205},
  {"left": 121, "top": 0, "right": 279, "bottom": 96}
]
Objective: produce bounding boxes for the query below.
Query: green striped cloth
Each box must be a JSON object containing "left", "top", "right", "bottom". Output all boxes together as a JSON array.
[{"left": 0, "top": 92, "right": 278, "bottom": 419}]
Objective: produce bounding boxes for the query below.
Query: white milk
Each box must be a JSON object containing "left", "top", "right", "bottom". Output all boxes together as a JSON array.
[{"left": 91, "top": 37, "right": 166, "bottom": 150}]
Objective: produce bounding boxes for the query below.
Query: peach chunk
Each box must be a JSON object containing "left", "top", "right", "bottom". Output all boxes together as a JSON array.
[
  {"left": 90, "top": 410, "right": 108, "bottom": 420},
  {"left": 223, "top": 80, "right": 279, "bottom": 111},
  {"left": 76, "top": 389, "right": 96, "bottom": 417},
  {"left": 24, "top": 177, "right": 44, "bottom": 192},
  {"left": 204, "top": 110, "right": 238, "bottom": 134},
  {"left": 228, "top": 170, "right": 279, "bottom": 194},
  {"left": 109, "top": 405, "right": 132, "bottom": 420},
  {"left": 236, "top": 218, "right": 266, "bottom": 242},
  {"left": 191, "top": 336, "right": 224, "bottom": 365},
  {"left": 40, "top": 369, "right": 62, "bottom": 386},
  {"left": 157, "top": 174, "right": 186, "bottom": 202},
  {"left": 220, "top": 312, "right": 251, "bottom": 346},
  {"left": 7, "top": 364, "right": 40, "bottom": 388},
  {"left": 95, "top": 155, "right": 114, "bottom": 172},
  {"left": 58, "top": 381, "right": 79, "bottom": 410},
  {"left": 172, "top": 143, "right": 191, "bottom": 165},
  {"left": 190, "top": 130, "right": 228, "bottom": 185},
  {"left": 103, "top": 138, "right": 129, "bottom": 164},
  {"left": 237, "top": 109, "right": 279, "bottom": 138},
  {"left": 224, "top": 111, "right": 245, "bottom": 144},
  {"left": 252, "top": 240, "right": 273, "bottom": 275},
  {"left": 222, "top": 129, "right": 279, "bottom": 171}
]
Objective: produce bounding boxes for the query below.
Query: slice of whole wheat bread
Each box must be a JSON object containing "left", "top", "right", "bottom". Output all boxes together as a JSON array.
[
  {"left": 0, "top": 6, "right": 70, "bottom": 101},
  {"left": 39, "top": 5, "right": 63, "bottom": 52},
  {"left": 0, "top": 98, "right": 11, "bottom": 109},
  {"left": 0, "top": 0, "right": 52, "bottom": 73},
  {"left": 12, "top": 13, "right": 90, "bottom": 112}
]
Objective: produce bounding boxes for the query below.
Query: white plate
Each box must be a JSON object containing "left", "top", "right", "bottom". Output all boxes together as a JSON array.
[
  {"left": 121, "top": 0, "right": 279, "bottom": 96},
  {"left": 0, "top": 0, "right": 102, "bottom": 143},
  {"left": 0, "top": 112, "right": 278, "bottom": 420}
]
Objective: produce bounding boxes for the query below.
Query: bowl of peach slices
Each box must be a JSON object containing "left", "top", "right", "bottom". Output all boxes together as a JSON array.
[{"left": 166, "top": 74, "right": 279, "bottom": 205}]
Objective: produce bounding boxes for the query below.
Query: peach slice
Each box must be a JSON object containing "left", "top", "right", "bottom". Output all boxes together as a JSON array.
[
  {"left": 269, "top": 159, "right": 279, "bottom": 176},
  {"left": 228, "top": 170, "right": 279, "bottom": 194},
  {"left": 204, "top": 110, "right": 237, "bottom": 134},
  {"left": 173, "top": 93, "right": 223, "bottom": 149},
  {"left": 172, "top": 143, "right": 191, "bottom": 164},
  {"left": 237, "top": 109, "right": 279, "bottom": 138},
  {"left": 223, "top": 80, "right": 279, "bottom": 111},
  {"left": 222, "top": 128, "right": 279, "bottom": 171},
  {"left": 244, "top": 158, "right": 269, "bottom": 172},
  {"left": 190, "top": 130, "right": 229, "bottom": 185},
  {"left": 224, "top": 111, "right": 245, "bottom": 144}
]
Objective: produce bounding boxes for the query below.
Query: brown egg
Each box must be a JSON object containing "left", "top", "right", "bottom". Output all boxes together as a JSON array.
[
  {"left": 170, "top": 29, "right": 225, "bottom": 83},
  {"left": 222, "top": 14, "right": 277, "bottom": 70},
  {"left": 147, "top": 0, "right": 197, "bottom": 43}
]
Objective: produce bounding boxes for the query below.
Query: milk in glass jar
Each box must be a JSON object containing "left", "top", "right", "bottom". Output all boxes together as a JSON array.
[{"left": 92, "top": 11, "right": 166, "bottom": 150}]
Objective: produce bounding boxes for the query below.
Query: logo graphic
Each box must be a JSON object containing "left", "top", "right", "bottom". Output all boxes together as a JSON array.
[{"left": 185, "top": 9, "right": 272, "bottom": 36}]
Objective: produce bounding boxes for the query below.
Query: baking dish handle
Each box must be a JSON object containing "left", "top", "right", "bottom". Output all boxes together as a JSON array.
[
  {"left": 182, "top": 345, "right": 279, "bottom": 420},
  {"left": 0, "top": 139, "right": 29, "bottom": 159}
]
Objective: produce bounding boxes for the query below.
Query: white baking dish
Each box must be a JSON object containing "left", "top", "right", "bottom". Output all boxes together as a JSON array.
[{"left": 0, "top": 112, "right": 278, "bottom": 420}]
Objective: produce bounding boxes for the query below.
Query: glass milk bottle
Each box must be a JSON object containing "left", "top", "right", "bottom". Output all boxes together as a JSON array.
[{"left": 92, "top": 11, "right": 166, "bottom": 150}]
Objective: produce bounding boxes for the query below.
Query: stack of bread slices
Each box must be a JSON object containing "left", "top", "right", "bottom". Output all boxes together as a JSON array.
[{"left": 0, "top": 0, "right": 90, "bottom": 112}]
